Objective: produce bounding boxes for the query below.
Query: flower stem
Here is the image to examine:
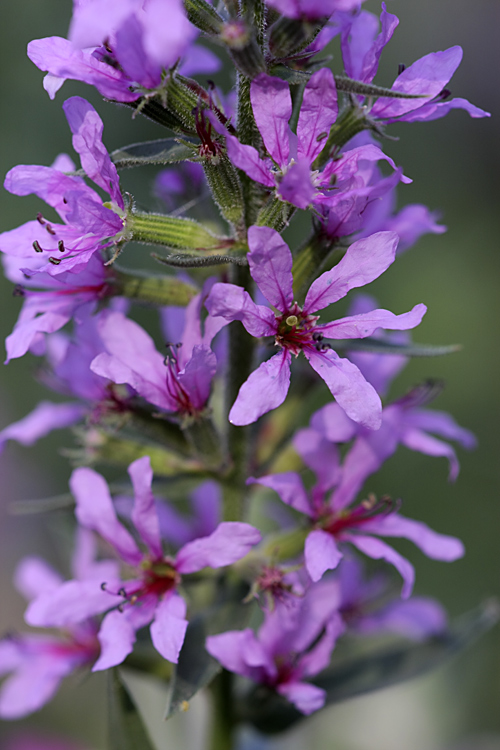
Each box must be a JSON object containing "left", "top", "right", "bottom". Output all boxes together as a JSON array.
[
  {"left": 209, "top": 670, "right": 236, "bottom": 750},
  {"left": 223, "top": 263, "right": 255, "bottom": 521}
]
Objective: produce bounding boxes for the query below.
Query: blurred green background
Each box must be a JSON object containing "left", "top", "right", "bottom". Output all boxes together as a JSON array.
[{"left": 0, "top": 1, "right": 499, "bottom": 748}]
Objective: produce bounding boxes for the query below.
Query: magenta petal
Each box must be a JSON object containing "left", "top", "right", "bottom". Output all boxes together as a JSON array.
[
  {"left": 297, "top": 68, "right": 338, "bottom": 163},
  {"left": 305, "top": 348, "right": 382, "bottom": 430},
  {"left": 304, "top": 231, "right": 399, "bottom": 312},
  {"left": 70, "top": 466, "right": 141, "bottom": 565},
  {"left": 93, "top": 599, "right": 156, "bottom": 671},
  {"left": 247, "top": 472, "right": 312, "bottom": 517},
  {"left": 177, "top": 345, "right": 216, "bottom": 411},
  {"left": 224, "top": 134, "right": 275, "bottom": 187},
  {"left": 278, "top": 160, "right": 316, "bottom": 209},
  {"left": 5, "top": 311, "right": 72, "bottom": 362},
  {"left": 359, "top": 597, "right": 447, "bottom": 641},
  {"left": 205, "top": 282, "right": 277, "bottom": 338},
  {"left": 0, "top": 652, "right": 74, "bottom": 719},
  {"left": 0, "top": 401, "right": 84, "bottom": 451},
  {"left": 405, "top": 409, "right": 477, "bottom": 450},
  {"left": 27, "top": 37, "right": 138, "bottom": 102},
  {"left": 63, "top": 97, "right": 123, "bottom": 208},
  {"left": 251, "top": 74, "right": 292, "bottom": 168},
  {"left": 176, "top": 522, "right": 261, "bottom": 574},
  {"left": 129, "top": 456, "right": 163, "bottom": 559},
  {"left": 401, "top": 428, "right": 461, "bottom": 481},
  {"left": 248, "top": 226, "right": 294, "bottom": 311},
  {"left": 305, "top": 529, "right": 343, "bottom": 582},
  {"left": 93, "top": 611, "right": 135, "bottom": 672},
  {"left": 25, "top": 580, "right": 122, "bottom": 628},
  {"left": 319, "top": 304, "right": 426, "bottom": 340},
  {"left": 310, "top": 402, "right": 357, "bottom": 443},
  {"left": 14, "top": 557, "right": 62, "bottom": 601},
  {"left": 150, "top": 593, "right": 188, "bottom": 664},
  {"left": 395, "top": 96, "right": 490, "bottom": 123},
  {"left": 206, "top": 629, "right": 267, "bottom": 680},
  {"left": 343, "top": 533, "right": 415, "bottom": 598},
  {"left": 277, "top": 680, "right": 326, "bottom": 715},
  {"left": 229, "top": 350, "right": 292, "bottom": 426},
  {"left": 363, "top": 514, "right": 465, "bottom": 562},
  {"left": 371, "top": 46, "right": 463, "bottom": 120}
]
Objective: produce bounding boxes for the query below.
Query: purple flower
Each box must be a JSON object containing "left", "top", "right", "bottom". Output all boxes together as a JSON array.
[
  {"left": 206, "top": 226, "right": 425, "bottom": 428},
  {"left": 0, "top": 529, "right": 110, "bottom": 719},
  {"left": 210, "top": 71, "right": 405, "bottom": 211},
  {"left": 333, "top": 555, "right": 447, "bottom": 641},
  {"left": 206, "top": 579, "right": 344, "bottom": 715},
  {"left": 354, "top": 165, "right": 446, "bottom": 253},
  {"left": 0, "top": 311, "right": 133, "bottom": 454},
  {"left": 266, "top": 0, "right": 362, "bottom": 21},
  {"left": 26, "top": 457, "right": 261, "bottom": 667},
  {"left": 91, "top": 286, "right": 225, "bottom": 417},
  {"left": 3, "top": 254, "right": 112, "bottom": 362},
  {"left": 310, "top": 381, "right": 476, "bottom": 513},
  {"left": 248, "top": 430, "right": 464, "bottom": 595},
  {"left": 0, "top": 98, "right": 126, "bottom": 276},
  {"left": 339, "top": 5, "right": 490, "bottom": 123},
  {"left": 27, "top": 0, "right": 199, "bottom": 102}
]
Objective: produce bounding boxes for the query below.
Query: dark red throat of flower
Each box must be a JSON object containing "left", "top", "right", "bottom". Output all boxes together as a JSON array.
[{"left": 324, "top": 494, "right": 400, "bottom": 536}]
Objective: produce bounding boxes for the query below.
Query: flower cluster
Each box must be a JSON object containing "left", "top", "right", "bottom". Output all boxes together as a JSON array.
[{"left": 0, "top": 0, "right": 489, "bottom": 743}]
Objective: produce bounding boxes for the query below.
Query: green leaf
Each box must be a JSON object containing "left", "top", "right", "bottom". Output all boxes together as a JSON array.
[
  {"left": 334, "top": 75, "right": 428, "bottom": 99},
  {"left": 269, "top": 68, "right": 427, "bottom": 99},
  {"left": 152, "top": 252, "right": 248, "bottom": 268},
  {"left": 165, "top": 580, "right": 253, "bottom": 719},
  {"left": 111, "top": 138, "right": 197, "bottom": 169},
  {"left": 238, "top": 600, "right": 500, "bottom": 735},
  {"left": 108, "top": 669, "right": 157, "bottom": 750},
  {"left": 333, "top": 338, "right": 462, "bottom": 357}
]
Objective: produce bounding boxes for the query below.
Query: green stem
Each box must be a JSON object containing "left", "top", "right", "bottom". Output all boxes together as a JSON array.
[
  {"left": 209, "top": 670, "right": 236, "bottom": 750},
  {"left": 313, "top": 105, "right": 370, "bottom": 169},
  {"left": 292, "top": 233, "right": 345, "bottom": 300},
  {"left": 223, "top": 263, "right": 255, "bottom": 521}
]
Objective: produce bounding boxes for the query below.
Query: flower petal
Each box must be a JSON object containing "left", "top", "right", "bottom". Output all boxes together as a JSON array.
[
  {"left": 305, "top": 529, "right": 343, "bottom": 582},
  {"left": 205, "top": 282, "right": 276, "bottom": 338},
  {"left": 251, "top": 74, "right": 292, "bottom": 168},
  {"left": 71, "top": 466, "right": 141, "bottom": 565},
  {"left": 63, "top": 96, "right": 123, "bottom": 208},
  {"left": 277, "top": 680, "right": 326, "bottom": 715},
  {"left": 304, "top": 231, "right": 399, "bottom": 312},
  {"left": 297, "top": 68, "right": 338, "bottom": 163},
  {"left": 248, "top": 226, "right": 294, "bottom": 311},
  {"left": 362, "top": 513, "right": 465, "bottom": 562},
  {"left": 176, "top": 522, "right": 261, "bottom": 573},
  {"left": 229, "top": 350, "right": 292, "bottom": 426},
  {"left": 247, "top": 472, "right": 313, "bottom": 517},
  {"left": 342, "top": 533, "right": 415, "bottom": 598},
  {"left": 129, "top": 456, "right": 163, "bottom": 559},
  {"left": 319, "top": 304, "right": 426, "bottom": 340},
  {"left": 304, "top": 348, "right": 382, "bottom": 430},
  {"left": 150, "top": 593, "right": 188, "bottom": 663}
]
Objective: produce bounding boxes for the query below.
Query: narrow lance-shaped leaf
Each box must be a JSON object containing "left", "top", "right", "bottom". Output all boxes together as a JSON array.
[
  {"left": 271, "top": 68, "right": 429, "bottom": 99},
  {"left": 152, "top": 253, "right": 248, "bottom": 268},
  {"left": 111, "top": 139, "right": 198, "bottom": 169},
  {"left": 333, "top": 338, "right": 462, "bottom": 357},
  {"left": 108, "top": 669, "right": 156, "bottom": 750}
]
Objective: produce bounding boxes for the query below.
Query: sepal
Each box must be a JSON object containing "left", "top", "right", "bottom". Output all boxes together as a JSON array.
[{"left": 130, "top": 212, "right": 232, "bottom": 251}]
